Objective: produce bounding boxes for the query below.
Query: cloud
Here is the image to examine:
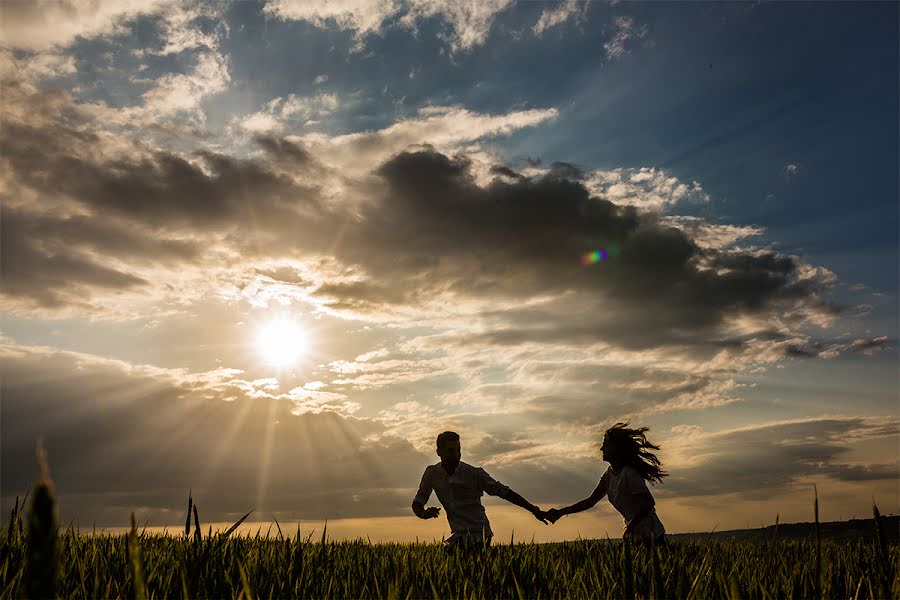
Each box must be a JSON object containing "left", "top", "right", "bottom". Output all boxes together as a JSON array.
[
  {"left": 0, "top": 82, "right": 320, "bottom": 315},
  {"left": 0, "top": 205, "right": 203, "bottom": 311},
  {"left": 0, "top": 79, "right": 877, "bottom": 398},
  {"left": 585, "top": 166, "right": 710, "bottom": 211},
  {"left": 134, "top": 50, "right": 230, "bottom": 121},
  {"left": 401, "top": 0, "right": 515, "bottom": 53},
  {"left": 2, "top": 341, "right": 894, "bottom": 529},
  {"left": 784, "top": 163, "right": 801, "bottom": 178},
  {"left": 263, "top": 0, "right": 515, "bottom": 52},
  {"left": 263, "top": 0, "right": 401, "bottom": 38},
  {"left": 533, "top": 0, "right": 589, "bottom": 37},
  {"left": 0, "top": 0, "right": 170, "bottom": 51},
  {"left": 662, "top": 416, "right": 900, "bottom": 498},
  {"left": 147, "top": 2, "right": 225, "bottom": 55},
  {"left": 327, "top": 357, "right": 450, "bottom": 389},
  {"left": 290, "top": 105, "right": 558, "bottom": 175},
  {"left": 337, "top": 147, "right": 839, "bottom": 343},
  {"left": 0, "top": 49, "right": 77, "bottom": 83},
  {"left": 230, "top": 93, "right": 340, "bottom": 134},
  {"left": 662, "top": 216, "right": 764, "bottom": 250},
  {"left": 603, "top": 16, "right": 649, "bottom": 60},
  {"left": 0, "top": 342, "right": 417, "bottom": 526}
]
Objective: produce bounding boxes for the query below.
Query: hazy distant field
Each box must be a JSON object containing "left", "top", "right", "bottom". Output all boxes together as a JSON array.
[{"left": 3, "top": 525, "right": 897, "bottom": 598}]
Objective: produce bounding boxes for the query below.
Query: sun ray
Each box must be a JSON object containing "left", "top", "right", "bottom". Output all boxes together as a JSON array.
[
  {"left": 255, "top": 396, "right": 278, "bottom": 515},
  {"left": 198, "top": 396, "right": 260, "bottom": 491}
]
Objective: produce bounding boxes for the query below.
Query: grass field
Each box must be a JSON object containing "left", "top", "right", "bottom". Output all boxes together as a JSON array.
[
  {"left": 3, "top": 461, "right": 898, "bottom": 598},
  {"left": 2, "top": 515, "right": 898, "bottom": 598}
]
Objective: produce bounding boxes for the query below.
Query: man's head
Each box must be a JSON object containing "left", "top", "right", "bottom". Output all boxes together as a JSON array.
[{"left": 436, "top": 431, "right": 461, "bottom": 470}]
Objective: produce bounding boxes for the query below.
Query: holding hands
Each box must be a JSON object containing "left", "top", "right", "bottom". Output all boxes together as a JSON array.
[
  {"left": 531, "top": 506, "right": 549, "bottom": 524},
  {"left": 531, "top": 507, "right": 564, "bottom": 524},
  {"left": 545, "top": 508, "right": 564, "bottom": 524}
]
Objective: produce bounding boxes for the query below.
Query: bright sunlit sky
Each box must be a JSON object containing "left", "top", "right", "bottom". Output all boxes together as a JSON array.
[{"left": 1, "top": 1, "right": 897, "bottom": 541}]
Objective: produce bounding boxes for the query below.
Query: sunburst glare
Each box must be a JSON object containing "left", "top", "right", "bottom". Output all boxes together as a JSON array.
[{"left": 255, "top": 317, "right": 308, "bottom": 366}]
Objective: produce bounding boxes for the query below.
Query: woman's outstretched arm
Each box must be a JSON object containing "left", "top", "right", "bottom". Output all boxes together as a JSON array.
[{"left": 548, "top": 475, "right": 608, "bottom": 522}]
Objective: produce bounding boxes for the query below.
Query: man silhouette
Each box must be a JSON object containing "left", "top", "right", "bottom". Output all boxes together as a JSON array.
[{"left": 412, "top": 431, "right": 548, "bottom": 550}]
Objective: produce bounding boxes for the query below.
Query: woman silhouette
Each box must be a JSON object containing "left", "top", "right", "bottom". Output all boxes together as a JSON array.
[{"left": 546, "top": 422, "right": 667, "bottom": 544}]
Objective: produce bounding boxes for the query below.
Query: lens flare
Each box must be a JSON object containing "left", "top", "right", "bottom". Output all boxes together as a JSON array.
[{"left": 581, "top": 248, "right": 609, "bottom": 266}]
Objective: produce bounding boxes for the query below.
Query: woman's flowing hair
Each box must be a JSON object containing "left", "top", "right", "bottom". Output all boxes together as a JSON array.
[{"left": 605, "top": 422, "right": 668, "bottom": 485}]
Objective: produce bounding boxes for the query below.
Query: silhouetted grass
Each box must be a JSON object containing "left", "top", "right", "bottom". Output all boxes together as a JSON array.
[
  {"left": 1, "top": 454, "right": 897, "bottom": 598},
  {"left": 1, "top": 519, "right": 897, "bottom": 598}
]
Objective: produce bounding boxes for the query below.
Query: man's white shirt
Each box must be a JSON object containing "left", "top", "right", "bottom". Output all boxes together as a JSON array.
[{"left": 414, "top": 461, "right": 510, "bottom": 541}]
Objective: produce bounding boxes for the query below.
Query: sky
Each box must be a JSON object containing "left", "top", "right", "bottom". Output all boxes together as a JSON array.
[{"left": 0, "top": 0, "right": 897, "bottom": 542}]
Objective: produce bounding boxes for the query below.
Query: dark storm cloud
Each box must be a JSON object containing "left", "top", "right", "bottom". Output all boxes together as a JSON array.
[
  {"left": 489, "top": 164, "right": 525, "bottom": 180},
  {"left": 252, "top": 134, "right": 316, "bottom": 167},
  {"left": 0, "top": 345, "right": 431, "bottom": 526},
  {"left": 1, "top": 208, "right": 149, "bottom": 308},
  {"left": 662, "top": 417, "right": 900, "bottom": 499},
  {"left": 0, "top": 83, "right": 321, "bottom": 231},
  {"left": 309, "top": 146, "right": 838, "bottom": 352}
]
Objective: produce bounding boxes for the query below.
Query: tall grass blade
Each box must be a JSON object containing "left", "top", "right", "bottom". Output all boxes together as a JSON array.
[
  {"left": 273, "top": 514, "right": 283, "bottom": 540},
  {"left": 767, "top": 513, "right": 780, "bottom": 579},
  {"left": 5, "top": 497, "right": 17, "bottom": 541},
  {"left": 814, "top": 485, "right": 821, "bottom": 599},
  {"left": 179, "top": 563, "right": 190, "bottom": 600},
  {"left": 24, "top": 440, "right": 58, "bottom": 600},
  {"left": 17, "top": 491, "right": 28, "bottom": 536},
  {"left": 512, "top": 572, "right": 526, "bottom": 600},
  {"left": 193, "top": 504, "right": 201, "bottom": 542},
  {"left": 651, "top": 541, "right": 664, "bottom": 599},
  {"left": 238, "top": 560, "right": 255, "bottom": 600},
  {"left": 686, "top": 550, "right": 712, "bottom": 600},
  {"left": 223, "top": 509, "right": 255, "bottom": 539},
  {"left": 872, "top": 500, "right": 892, "bottom": 599},
  {"left": 727, "top": 574, "right": 742, "bottom": 600},
  {"left": 185, "top": 491, "right": 192, "bottom": 537},
  {"left": 128, "top": 513, "right": 148, "bottom": 600}
]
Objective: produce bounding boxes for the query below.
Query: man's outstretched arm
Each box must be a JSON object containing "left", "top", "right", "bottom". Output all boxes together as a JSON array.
[
  {"left": 502, "top": 490, "right": 548, "bottom": 524},
  {"left": 478, "top": 467, "right": 548, "bottom": 524},
  {"left": 411, "top": 501, "right": 441, "bottom": 520}
]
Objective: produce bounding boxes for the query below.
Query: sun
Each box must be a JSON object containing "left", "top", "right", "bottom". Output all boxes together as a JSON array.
[{"left": 255, "top": 317, "right": 308, "bottom": 366}]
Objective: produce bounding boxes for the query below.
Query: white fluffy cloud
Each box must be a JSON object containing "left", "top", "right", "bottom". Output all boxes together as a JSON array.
[
  {"left": 402, "top": 0, "right": 515, "bottom": 52},
  {"left": 0, "top": 0, "right": 170, "bottom": 50},
  {"left": 292, "top": 105, "right": 558, "bottom": 175},
  {"left": 264, "top": 0, "right": 401, "bottom": 38},
  {"left": 137, "top": 50, "right": 230, "bottom": 120},
  {"left": 264, "top": 0, "right": 515, "bottom": 52},
  {"left": 533, "top": 0, "right": 588, "bottom": 37},
  {"left": 663, "top": 216, "right": 764, "bottom": 250},
  {"left": 585, "top": 166, "right": 709, "bottom": 211},
  {"left": 231, "top": 93, "right": 340, "bottom": 134}
]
